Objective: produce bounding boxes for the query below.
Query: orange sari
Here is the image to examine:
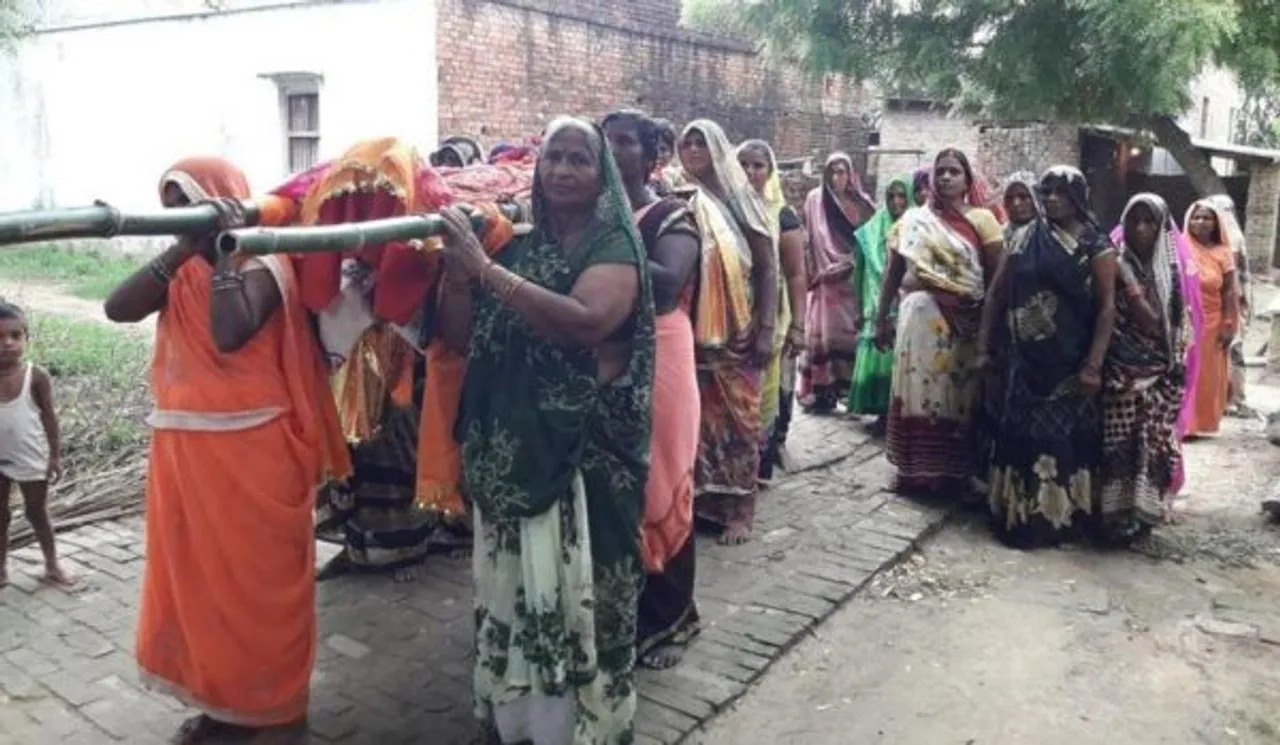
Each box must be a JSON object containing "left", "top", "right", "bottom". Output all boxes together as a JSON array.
[
  {"left": 136, "top": 158, "right": 349, "bottom": 726},
  {"left": 1186, "top": 201, "right": 1239, "bottom": 436}
]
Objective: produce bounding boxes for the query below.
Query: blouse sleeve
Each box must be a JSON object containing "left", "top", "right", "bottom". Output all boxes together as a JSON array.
[
  {"left": 969, "top": 208, "right": 1004, "bottom": 247},
  {"left": 1219, "top": 248, "right": 1238, "bottom": 278},
  {"left": 779, "top": 206, "right": 803, "bottom": 233},
  {"left": 886, "top": 221, "right": 904, "bottom": 255},
  {"left": 581, "top": 228, "right": 641, "bottom": 271}
]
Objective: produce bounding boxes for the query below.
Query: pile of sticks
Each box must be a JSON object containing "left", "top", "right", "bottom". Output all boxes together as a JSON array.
[{"left": 7, "top": 461, "right": 147, "bottom": 548}]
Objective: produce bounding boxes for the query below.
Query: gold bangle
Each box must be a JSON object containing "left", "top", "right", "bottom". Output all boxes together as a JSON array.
[{"left": 504, "top": 276, "right": 528, "bottom": 303}]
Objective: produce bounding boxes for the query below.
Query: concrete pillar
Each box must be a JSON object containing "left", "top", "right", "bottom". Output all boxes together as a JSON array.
[{"left": 1245, "top": 161, "right": 1280, "bottom": 271}]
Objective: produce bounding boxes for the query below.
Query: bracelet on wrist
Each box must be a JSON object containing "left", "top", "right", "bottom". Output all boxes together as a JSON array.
[{"left": 148, "top": 258, "right": 174, "bottom": 285}]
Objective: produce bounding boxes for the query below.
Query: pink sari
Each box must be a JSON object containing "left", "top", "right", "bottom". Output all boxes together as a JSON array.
[
  {"left": 797, "top": 155, "right": 871, "bottom": 406},
  {"left": 635, "top": 203, "right": 701, "bottom": 573}
]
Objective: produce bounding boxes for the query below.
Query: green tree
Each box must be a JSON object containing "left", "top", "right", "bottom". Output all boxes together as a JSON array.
[
  {"left": 0, "top": 0, "right": 38, "bottom": 51},
  {"left": 684, "top": 0, "right": 1280, "bottom": 196}
]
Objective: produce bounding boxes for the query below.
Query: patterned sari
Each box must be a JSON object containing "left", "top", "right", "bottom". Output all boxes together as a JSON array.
[
  {"left": 988, "top": 169, "right": 1111, "bottom": 547},
  {"left": 459, "top": 119, "right": 654, "bottom": 745},
  {"left": 888, "top": 204, "right": 1001, "bottom": 491},
  {"left": 847, "top": 176, "right": 913, "bottom": 415},
  {"left": 1100, "top": 194, "right": 1188, "bottom": 539},
  {"left": 1109, "top": 212, "right": 1201, "bottom": 492},
  {"left": 679, "top": 120, "right": 773, "bottom": 532}
]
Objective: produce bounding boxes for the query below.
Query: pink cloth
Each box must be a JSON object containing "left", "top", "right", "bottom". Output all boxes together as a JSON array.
[
  {"left": 641, "top": 309, "right": 701, "bottom": 573},
  {"left": 1110, "top": 222, "right": 1203, "bottom": 493},
  {"left": 797, "top": 184, "right": 861, "bottom": 399}
]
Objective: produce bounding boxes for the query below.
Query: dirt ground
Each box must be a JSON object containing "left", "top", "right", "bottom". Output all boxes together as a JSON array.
[{"left": 704, "top": 377, "right": 1280, "bottom": 745}]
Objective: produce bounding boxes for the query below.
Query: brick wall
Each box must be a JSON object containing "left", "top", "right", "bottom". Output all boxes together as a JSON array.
[
  {"left": 435, "top": 0, "right": 874, "bottom": 159},
  {"left": 976, "top": 122, "right": 1080, "bottom": 182},
  {"left": 1244, "top": 162, "right": 1280, "bottom": 269}
]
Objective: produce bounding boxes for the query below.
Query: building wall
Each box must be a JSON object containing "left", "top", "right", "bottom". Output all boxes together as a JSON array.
[
  {"left": 434, "top": 0, "right": 874, "bottom": 159},
  {"left": 1150, "top": 65, "right": 1245, "bottom": 176},
  {"left": 977, "top": 122, "right": 1081, "bottom": 182},
  {"left": 1244, "top": 162, "right": 1280, "bottom": 269},
  {"left": 0, "top": 0, "right": 437, "bottom": 213},
  {"left": 870, "top": 105, "right": 979, "bottom": 192}
]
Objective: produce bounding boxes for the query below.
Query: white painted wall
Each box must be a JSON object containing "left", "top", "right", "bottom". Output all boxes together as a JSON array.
[
  {"left": 871, "top": 105, "right": 979, "bottom": 195},
  {"left": 0, "top": 0, "right": 438, "bottom": 213},
  {"left": 1150, "top": 65, "right": 1245, "bottom": 176}
]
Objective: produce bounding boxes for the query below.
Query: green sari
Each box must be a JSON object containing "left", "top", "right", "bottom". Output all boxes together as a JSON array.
[
  {"left": 458, "top": 118, "right": 655, "bottom": 745},
  {"left": 847, "top": 176, "right": 913, "bottom": 415}
]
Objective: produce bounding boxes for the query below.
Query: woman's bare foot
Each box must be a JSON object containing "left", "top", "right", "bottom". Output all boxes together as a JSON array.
[
  {"left": 392, "top": 561, "right": 424, "bottom": 583},
  {"left": 718, "top": 521, "right": 751, "bottom": 545},
  {"left": 171, "top": 714, "right": 242, "bottom": 744},
  {"left": 40, "top": 563, "right": 75, "bottom": 588},
  {"left": 246, "top": 719, "right": 309, "bottom": 744},
  {"left": 640, "top": 643, "right": 687, "bottom": 670}
]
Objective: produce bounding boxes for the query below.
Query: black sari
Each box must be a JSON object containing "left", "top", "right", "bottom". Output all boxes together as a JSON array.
[{"left": 988, "top": 219, "right": 1111, "bottom": 548}]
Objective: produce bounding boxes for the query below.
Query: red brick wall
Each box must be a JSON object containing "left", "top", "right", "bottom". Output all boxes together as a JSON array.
[{"left": 435, "top": 0, "right": 874, "bottom": 159}]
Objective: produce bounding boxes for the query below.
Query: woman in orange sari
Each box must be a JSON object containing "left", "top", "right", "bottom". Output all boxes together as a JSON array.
[
  {"left": 1184, "top": 199, "right": 1241, "bottom": 436},
  {"left": 103, "top": 158, "right": 349, "bottom": 744}
]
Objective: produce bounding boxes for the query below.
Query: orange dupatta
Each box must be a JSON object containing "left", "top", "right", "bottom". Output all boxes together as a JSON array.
[{"left": 415, "top": 205, "right": 514, "bottom": 517}]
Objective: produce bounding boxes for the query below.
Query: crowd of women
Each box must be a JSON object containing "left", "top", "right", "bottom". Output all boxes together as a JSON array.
[{"left": 96, "top": 106, "right": 1248, "bottom": 745}]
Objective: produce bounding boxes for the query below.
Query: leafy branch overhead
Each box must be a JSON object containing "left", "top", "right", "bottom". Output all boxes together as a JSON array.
[
  {"left": 0, "top": 0, "right": 39, "bottom": 49},
  {"left": 682, "top": 0, "right": 1277, "bottom": 125}
]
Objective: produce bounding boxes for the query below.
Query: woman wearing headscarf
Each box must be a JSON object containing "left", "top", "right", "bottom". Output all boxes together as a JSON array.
[
  {"left": 911, "top": 167, "right": 931, "bottom": 207},
  {"left": 437, "top": 116, "right": 654, "bottom": 744},
  {"left": 430, "top": 135, "right": 483, "bottom": 168},
  {"left": 1205, "top": 194, "right": 1251, "bottom": 415},
  {"left": 651, "top": 118, "right": 679, "bottom": 197},
  {"left": 798, "top": 153, "right": 875, "bottom": 413},
  {"left": 1109, "top": 197, "right": 1202, "bottom": 492},
  {"left": 873, "top": 149, "right": 1004, "bottom": 497},
  {"left": 1001, "top": 171, "right": 1040, "bottom": 239},
  {"left": 1099, "top": 193, "right": 1189, "bottom": 544},
  {"left": 972, "top": 171, "right": 1041, "bottom": 481},
  {"left": 1184, "top": 198, "right": 1241, "bottom": 436},
  {"left": 602, "top": 109, "right": 702, "bottom": 670},
  {"left": 678, "top": 119, "right": 778, "bottom": 545},
  {"left": 103, "top": 159, "right": 350, "bottom": 742},
  {"left": 737, "top": 139, "right": 808, "bottom": 482},
  {"left": 978, "top": 166, "right": 1118, "bottom": 548},
  {"left": 847, "top": 175, "right": 912, "bottom": 424}
]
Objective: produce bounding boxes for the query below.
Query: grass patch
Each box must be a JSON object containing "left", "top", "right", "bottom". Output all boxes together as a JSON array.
[
  {"left": 26, "top": 312, "right": 150, "bottom": 383},
  {"left": 25, "top": 313, "right": 152, "bottom": 469},
  {"left": 0, "top": 243, "right": 141, "bottom": 300}
]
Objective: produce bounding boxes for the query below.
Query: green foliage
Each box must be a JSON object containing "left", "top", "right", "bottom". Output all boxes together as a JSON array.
[
  {"left": 0, "top": 243, "right": 143, "bottom": 301},
  {"left": 0, "top": 0, "right": 37, "bottom": 50},
  {"left": 684, "top": 0, "right": 1257, "bottom": 123},
  {"left": 25, "top": 312, "right": 149, "bottom": 384}
]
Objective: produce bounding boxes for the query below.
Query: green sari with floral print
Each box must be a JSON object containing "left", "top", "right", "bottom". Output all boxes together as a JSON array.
[{"left": 457, "top": 119, "right": 655, "bottom": 745}]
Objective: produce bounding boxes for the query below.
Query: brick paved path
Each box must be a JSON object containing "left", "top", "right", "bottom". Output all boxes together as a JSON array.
[{"left": 0, "top": 412, "right": 949, "bottom": 744}]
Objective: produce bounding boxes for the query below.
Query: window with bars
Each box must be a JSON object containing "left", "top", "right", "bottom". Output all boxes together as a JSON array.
[{"left": 285, "top": 92, "right": 320, "bottom": 173}]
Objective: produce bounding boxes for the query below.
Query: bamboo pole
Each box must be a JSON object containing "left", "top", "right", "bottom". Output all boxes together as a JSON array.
[
  {"left": 220, "top": 203, "right": 524, "bottom": 256},
  {"left": 0, "top": 201, "right": 262, "bottom": 247}
]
